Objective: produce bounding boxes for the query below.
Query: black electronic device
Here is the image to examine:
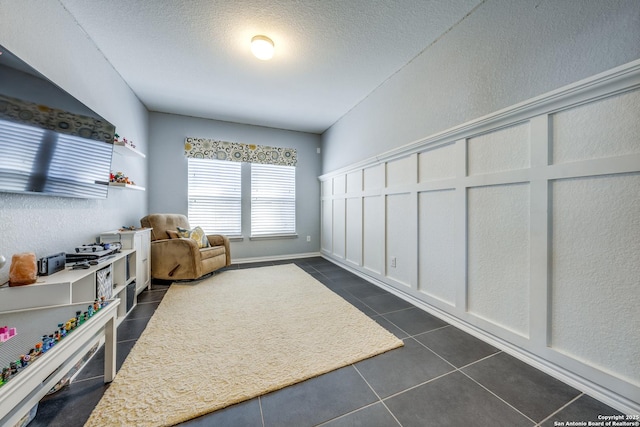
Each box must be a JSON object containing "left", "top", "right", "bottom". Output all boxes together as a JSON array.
[{"left": 37, "top": 252, "right": 66, "bottom": 276}]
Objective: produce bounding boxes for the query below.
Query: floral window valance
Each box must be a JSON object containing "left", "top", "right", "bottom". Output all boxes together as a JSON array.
[{"left": 184, "top": 137, "right": 297, "bottom": 167}]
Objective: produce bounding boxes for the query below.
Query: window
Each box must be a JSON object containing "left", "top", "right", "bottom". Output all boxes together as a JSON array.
[
  {"left": 187, "top": 158, "right": 241, "bottom": 235},
  {"left": 251, "top": 163, "right": 296, "bottom": 236}
]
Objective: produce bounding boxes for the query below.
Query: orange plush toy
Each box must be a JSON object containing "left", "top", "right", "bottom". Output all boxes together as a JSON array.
[{"left": 9, "top": 252, "right": 38, "bottom": 286}]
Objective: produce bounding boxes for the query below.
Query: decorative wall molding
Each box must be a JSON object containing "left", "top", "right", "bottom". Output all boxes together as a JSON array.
[
  {"left": 319, "top": 58, "right": 640, "bottom": 181},
  {"left": 319, "top": 58, "right": 640, "bottom": 414}
]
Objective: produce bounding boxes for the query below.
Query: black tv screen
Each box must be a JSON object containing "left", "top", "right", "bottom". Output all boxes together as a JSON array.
[{"left": 0, "top": 44, "right": 115, "bottom": 199}]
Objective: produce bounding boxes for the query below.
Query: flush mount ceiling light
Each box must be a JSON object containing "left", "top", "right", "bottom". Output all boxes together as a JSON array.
[{"left": 251, "top": 35, "right": 274, "bottom": 60}]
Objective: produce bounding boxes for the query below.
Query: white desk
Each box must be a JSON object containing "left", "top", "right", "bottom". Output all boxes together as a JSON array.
[{"left": 0, "top": 300, "right": 119, "bottom": 426}]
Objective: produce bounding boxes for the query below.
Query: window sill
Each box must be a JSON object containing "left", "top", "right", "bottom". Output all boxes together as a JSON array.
[{"left": 249, "top": 234, "right": 298, "bottom": 241}]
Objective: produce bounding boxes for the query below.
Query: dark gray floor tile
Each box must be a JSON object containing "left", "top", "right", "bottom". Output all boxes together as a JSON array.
[
  {"left": 271, "top": 259, "right": 297, "bottom": 265},
  {"left": 385, "top": 371, "right": 533, "bottom": 427},
  {"left": 178, "top": 398, "right": 263, "bottom": 426},
  {"left": 312, "top": 263, "right": 345, "bottom": 273},
  {"left": 320, "top": 269, "right": 358, "bottom": 280},
  {"left": 237, "top": 261, "right": 276, "bottom": 269},
  {"left": 382, "top": 307, "right": 448, "bottom": 336},
  {"left": 462, "top": 352, "right": 581, "bottom": 422},
  {"left": 322, "top": 276, "right": 368, "bottom": 291},
  {"left": 540, "top": 394, "right": 624, "bottom": 426},
  {"left": 32, "top": 376, "right": 109, "bottom": 427},
  {"left": 136, "top": 288, "right": 167, "bottom": 303},
  {"left": 371, "top": 316, "right": 410, "bottom": 339},
  {"left": 126, "top": 299, "right": 161, "bottom": 319},
  {"left": 307, "top": 270, "right": 328, "bottom": 282},
  {"left": 74, "top": 339, "right": 137, "bottom": 381},
  {"left": 295, "top": 262, "right": 317, "bottom": 272},
  {"left": 355, "top": 338, "right": 454, "bottom": 398},
  {"left": 346, "top": 282, "right": 389, "bottom": 299},
  {"left": 414, "top": 325, "right": 500, "bottom": 367},
  {"left": 320, "top": 402, "right": 400, "bottom": 427},
  {"left": 360, "top": 293, "right": 413, "bottom": 314},
  {"left": 304, "top": 257, "right": 332, "bottom": 265},
  {"left": 116, "top": 315, "right": 151, "bottom": 342},
  {"left": 260, "top": 365, "right": 378, "bottom": 427},
  {"left": 334, "top": 291, "right": 378, "bottom": 317}
]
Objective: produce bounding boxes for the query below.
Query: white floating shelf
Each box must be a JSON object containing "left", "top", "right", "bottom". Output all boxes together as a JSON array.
[
  {"left": 113, "top": 141, "right": 146, "bottom": 158},
  {"left": 109, "top": 182, "right": 145, "bottom": 191}
]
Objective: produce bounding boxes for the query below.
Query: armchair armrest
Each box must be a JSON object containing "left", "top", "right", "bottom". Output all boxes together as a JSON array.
[
  {"left": 150, "top": 238, "right": 202, "bottom": 280},
  {"left": 206, "top": 234, "right": 231, "bottom": 266}
]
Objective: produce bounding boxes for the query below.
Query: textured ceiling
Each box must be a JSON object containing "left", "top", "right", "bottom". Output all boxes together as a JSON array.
[{"left": 59, "top": 0, "right": 482, "bottom": 133}]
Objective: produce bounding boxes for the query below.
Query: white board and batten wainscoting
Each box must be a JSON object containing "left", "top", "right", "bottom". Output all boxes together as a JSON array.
[{"left": 319, "top": 59, "right": 640, "bottom": 414}]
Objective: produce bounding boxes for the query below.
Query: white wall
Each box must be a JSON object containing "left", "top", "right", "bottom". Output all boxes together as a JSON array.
[
  {"left": 322, "top": 0, "right": 640, "bottom": 173},
  {"left": 148, "top": 112, "right": 322, "bottom": 261},
  {"left": 0, "top": 1, "right": 149, "bottom": 284},
  {"left": 319, "top": 0, "right": 640, "bottom": 413}
]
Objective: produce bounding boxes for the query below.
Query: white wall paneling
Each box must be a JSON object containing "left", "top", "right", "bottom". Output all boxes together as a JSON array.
[
  {"left": 331, "top": 198, "right": 346, "bottom": 259},
  {"left": 385, "top": 193, "right": 414, "bottom": 289},
  {"left": 467, "top": 183, "right": 531, "bottom": 338},
  {"left": 418, "top": 189, "right": 456, "bottom": 306},
  {"left": 345, "top": 197, "right": 363, "bottom": 266},
  {"left": 362, "top": 196, "right": 383, "bottom": 275},
  {"left": 319, "top": 60, "right": 640, "bottom": 413},
  {"left": 321, "top": 199, "right": 333, "bottom": 254}
]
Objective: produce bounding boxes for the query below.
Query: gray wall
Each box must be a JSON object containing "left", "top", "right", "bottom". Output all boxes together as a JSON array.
[
  {"left": 322, "top": 0, "right": 640, "bottom": 173},
  {"left": 148, "top": 112, "right": 322, "bottom": 261},
  {"left": 0, "top": 1, "right": 149, "bottom": 284}
]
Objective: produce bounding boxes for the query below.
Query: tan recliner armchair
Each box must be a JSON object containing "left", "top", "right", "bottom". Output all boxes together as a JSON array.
[{"left": 140, "top": 214, "right": 231, "bottom": 281}]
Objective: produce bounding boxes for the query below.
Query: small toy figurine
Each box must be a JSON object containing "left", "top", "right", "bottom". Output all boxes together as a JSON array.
[
  {"left": 2, "top": 367, "right": 10, "bottom": 382},
  {"left": 20, "top": 354, "right": 29, "bottom": 367},
  {"left": 0, "top": 326, "right": 17, "bottom": 342}
]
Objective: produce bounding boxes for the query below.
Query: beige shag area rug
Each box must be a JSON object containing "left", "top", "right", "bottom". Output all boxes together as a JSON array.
[{"left": 85, "top": 263, "right": 403, "bottom": 426}]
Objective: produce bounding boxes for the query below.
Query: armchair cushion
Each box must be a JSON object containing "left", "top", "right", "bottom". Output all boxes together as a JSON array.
[{"left": 177, "top": 226, "right": 210, "bottom": 248}]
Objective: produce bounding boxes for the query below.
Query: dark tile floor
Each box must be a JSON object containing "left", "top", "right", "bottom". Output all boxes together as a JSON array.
[{"left": 32, "top": 257, "right": 623, "bottom": 426}]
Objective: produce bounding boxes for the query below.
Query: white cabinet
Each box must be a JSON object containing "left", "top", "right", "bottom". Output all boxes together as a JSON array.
[{"left": 100, "top": 228, "right": 151, "bottom": 294}]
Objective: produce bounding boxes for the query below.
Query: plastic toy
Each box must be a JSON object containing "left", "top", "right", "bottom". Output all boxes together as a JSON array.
[
  {"left": 0, "top": 326, "right": 17, "bottom": 342},
  {"left": 0, "top": 300, "right": 109, "bottom": 388}
]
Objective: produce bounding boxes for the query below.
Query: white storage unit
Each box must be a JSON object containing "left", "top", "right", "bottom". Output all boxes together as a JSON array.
[
  {"left": 100, "top": 228, "right": 151, "bottom": 295},
  {"left": 0, "top": 250, "right": 136, "bottom": 324}
]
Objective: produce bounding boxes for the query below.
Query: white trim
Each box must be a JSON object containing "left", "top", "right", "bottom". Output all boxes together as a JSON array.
[
  {"left": 319, "top": 58, "right": 640, "bottom": 181},
  {"left": 231, "top": 252, "right": 321, "bottom": 264}
]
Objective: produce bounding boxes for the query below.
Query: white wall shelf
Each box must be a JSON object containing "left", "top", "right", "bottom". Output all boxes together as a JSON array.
[
  {"left": 113, "top": 141, "right": 146, "bottom": 158},
  {"left": 108, "top": 182, "right": 145, "bottom": 191}
]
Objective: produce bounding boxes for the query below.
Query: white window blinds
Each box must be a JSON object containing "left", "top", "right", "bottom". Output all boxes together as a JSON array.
[
  {"left": 187, "top": 158, "right": 241, "bottom": 235},
  {"left": 251, "top": 163, "right": 296, "bottom": 236}
]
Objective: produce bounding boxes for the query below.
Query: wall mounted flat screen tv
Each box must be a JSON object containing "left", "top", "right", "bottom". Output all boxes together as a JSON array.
[{"left": 0, "top": 44, "right": 115, "bottom": 199}]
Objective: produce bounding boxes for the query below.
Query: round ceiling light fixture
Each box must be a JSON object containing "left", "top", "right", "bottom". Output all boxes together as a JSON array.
[{"left": 251, "top": 35, "right": 274, "bottom": 60}]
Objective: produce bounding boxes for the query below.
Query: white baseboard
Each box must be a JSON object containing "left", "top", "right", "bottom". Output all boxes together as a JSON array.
[{"left": 231, "top": 252, "right": 321, "bottom": 264}]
